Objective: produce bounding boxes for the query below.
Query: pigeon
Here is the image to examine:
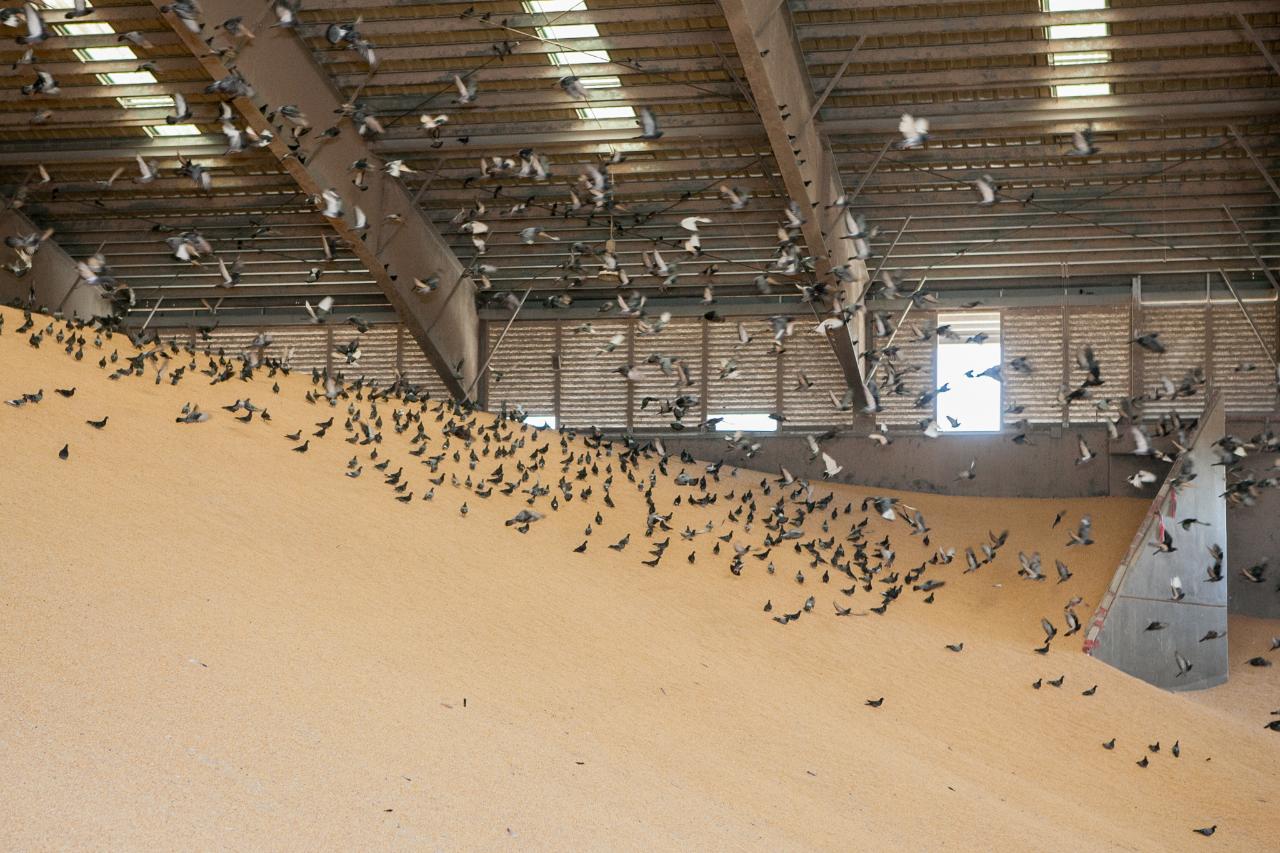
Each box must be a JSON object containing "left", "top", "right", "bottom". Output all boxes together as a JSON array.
[
  {"left": 453, "top": 75, "right": 478, "bottom": 104},
  {"left": 559, "top": 76, "right": 589, "bottom": 99},
  {"left": 897, "top": 113, "right": 929, "bottom": 149},
  {"left": 636, "top": 106, "right": 662, "bottom": 139},
  {"left": 1068, "top": 122, "right": 1098, "bottom": 156}
]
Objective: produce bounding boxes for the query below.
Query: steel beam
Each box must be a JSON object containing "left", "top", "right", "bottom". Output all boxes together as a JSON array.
[
  {"left": 149, "top": 0, "right": 479, "bottom": 401},
  {"left": 0, "top": 209, "right": 110, "bottom": 320},
  {"left": 719, "top": 0, "right": 870, "bottom": 406}
]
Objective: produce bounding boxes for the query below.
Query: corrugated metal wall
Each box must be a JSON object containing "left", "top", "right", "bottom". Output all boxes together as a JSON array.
[
  {"left": 1000, "top": 308, "right": 1063, "bottom": 425},
  {"left": 1208, "top": 302, "right": 1278, "bottom": 415},
  {"left": 478, "top": 299, "right": 1276, "bottom": 429},
  {"left": 1066, "top": 306, "right": 1131, "bottom": 424},
  {"left": 874, "top": 311, "right": 936, "bottom": 427},
  {"left": 178, "top": 297, "right": 1276, "bottom": 429},
  {"left": 184, "top": 323, "right": 447, "bottom": 395}
]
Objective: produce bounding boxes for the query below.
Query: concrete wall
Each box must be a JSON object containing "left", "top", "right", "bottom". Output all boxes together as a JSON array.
[
  {"left": 0, "top": 211, "right": 109, "bottom": 320},
  {"left": 643, "top": 423, "right": 1161, "bottom": 499},
  {"left": 626, "top": 414, "right": 1278, "bottom": 619}
]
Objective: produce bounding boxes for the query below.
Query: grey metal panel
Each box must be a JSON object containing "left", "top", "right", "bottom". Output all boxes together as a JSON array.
[
  {"left": 632, "top": 318, "right": 703, "bottom": 429},
  {"left": 485, "top": 321, "right": 557, "bottom": 417},
  {"left": 1002, "top": 308, "right": 1065, "bottom": 425},
  {"left": 1210, "top": 302, "right": 1278, "bottom": 414},
  {"left": 705, "top": 319, "right": 780, "bottom": 416},
  {"left": 1087, "top": 394, "right": 1228, "bottom": 691},
  {"left": 559, "top": 320, "right": 630, "bottom": 428}
]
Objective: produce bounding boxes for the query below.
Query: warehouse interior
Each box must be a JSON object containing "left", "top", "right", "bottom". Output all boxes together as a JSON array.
[{"left": 1, "top": 0, "right": 1278, "bottom": 848}]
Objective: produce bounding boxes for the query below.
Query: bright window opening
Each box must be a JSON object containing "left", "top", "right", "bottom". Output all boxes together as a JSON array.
[
  {"left": 550, "top": 51, "right": 603, "bottom": 66},
  {"left": 524, "top": 415, "right": 557, "bottom": 429},
  {"left": 1044, "top": 0, "right": 1110, "bottom": 97},
  {"left": 144, "top": 123, "right": 201, "bottom": 137},
  {"left": 1047, "top": 22, "right": 1108, "bottom": 39},
  {"left": 1049, "top": 50, "right": 1110, "bottom": 66},
  {"left": 540, "top": 23, "right": 598, "bottom": 39},
  {"left": 56, "top": 21, "right": 115, "bottom": 36},
  {"left": 714, "top": 413, "right": 779, "bottom": 433},
  {"left": 1055, "top": 82, "right": 1111, "bottom": 98},
  {"left": 524, "top": 0, "right": 633, "bottom": 121},
  {"left": 1044, "top": 0, "right": 1105, "bottom": 10},
  {"left": 936, "top": 312, "right": 1002, "bottom": 433},
  {"left": 119, "top": 95, "right": 174, "bottom": 109},
  {"left": 98, "top": 70, "right": 157, "bottom": 86},
  {"left": 526, "top": 0, "right": 586, "bottom": 11},
  {"left": 76, "top": 45, "right": 136, "bottom": 62}
]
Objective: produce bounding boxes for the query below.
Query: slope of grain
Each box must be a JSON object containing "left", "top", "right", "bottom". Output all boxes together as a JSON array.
[{"left": 0, "top": 306, "right": 1276, "bottom": 851}]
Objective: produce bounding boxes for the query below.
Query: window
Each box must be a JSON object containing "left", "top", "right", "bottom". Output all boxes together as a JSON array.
[
  {"left": 1043, "top": 0, "right": 1112, "bottom": 97},
  {"left": 524, "top": 415, "right": 557, "bottom": 429},
  {"left": 523, "top": 0, "right": 635, "bottom": 122},
  {"left": 50, "top": 10, "right": 181, "bottom": 131},
  {"left": 936, "top": 312, "right": 1002, "bottom": 432},
  {"left": 144, "top": 123, "right": 201, "bottom": 137},
  {"left": 714, "top": 413, "right": 778, "bottom": 433},
  {"left": 99, "top": 71, "right": 157, "bottom": 86},
  {"left": 76, "top": 46, "right": 136, "bottom": 62},
  {"left": 56, "top": 22, "right": 114, "bottom": 36},
  {"left": 119, "top": 95, "right": 175, "bottom": 109}
]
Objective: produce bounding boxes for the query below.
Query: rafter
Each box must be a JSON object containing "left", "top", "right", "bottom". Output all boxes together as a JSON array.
[
  {"left": 719, "top": 0, "right": 870, "bottom": 406},
  {"left": 149, "top": 0, "right": 479, "bottom": 401}
]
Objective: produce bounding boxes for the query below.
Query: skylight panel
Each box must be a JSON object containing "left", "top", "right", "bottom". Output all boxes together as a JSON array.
[
  {"left": 525, "top": 0, "right": 586, "bottom": 11},
  {"left": 76, "top": 45, "right": 136, "bottom": 62},
  {"left": 144, "top": 123, "right": 200, "bottom": 137},
  {"left": 549, "top": 51, "right": 604, "bottom": 66},
  {"left": 99, "top": 70, "right": 157, "bottom": 86},
  {"left": 118, "top": 95, "right": 174, "bottom": 109},
  {"left": 1044, "top": 0, "right": 1105, "bottom": 10},
  {"left": 579, "top": 105, "right": 635, "bottom": 120},
  {"left": 1047, "top": 22, "right": 1108, "bottom": 40},
  {"left": 540, "top": 23, "right": 599, "bottom": 40},
  {"left": 1049, "top": 50, "right": 1110, "bottom": 66},
  {"left": 1054, "top": 82, "right": 1112, "bottom": 98},
  {"left": 56, "top": 22, "right": 115, "bottom": 36}
]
